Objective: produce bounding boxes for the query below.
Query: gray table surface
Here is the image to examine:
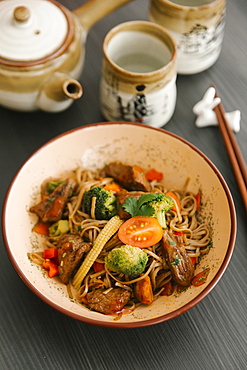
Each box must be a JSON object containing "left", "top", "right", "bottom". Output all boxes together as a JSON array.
[{"left": 1, "top": 0, "right": 246, "bottom": 369}]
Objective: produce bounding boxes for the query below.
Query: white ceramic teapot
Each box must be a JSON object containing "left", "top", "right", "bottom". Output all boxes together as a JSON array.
[{"left": 0, "top": 0, "right": 133, "bottom": 112}]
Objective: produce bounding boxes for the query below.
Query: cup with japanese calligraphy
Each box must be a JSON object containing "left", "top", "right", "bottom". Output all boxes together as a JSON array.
[
  {"left": 148, "top": 0, "right": 226, "bottom": 74},
  {"left": 100, "top": 21, "right": 177, "bottom": 127}
]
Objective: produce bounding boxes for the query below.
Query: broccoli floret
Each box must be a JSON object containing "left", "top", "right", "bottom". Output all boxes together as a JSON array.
[
  {"left": 83, "top": 186, "right": 117, "bottom": 220},
  {"left": 105, "top": 245, "right": 148, "bottom": 278},
  {"left": 49, "top": 219, "right": 69, "bottom": 237},
  {"left": 147, "top": 193, "right": 174, "bottom": 228}
]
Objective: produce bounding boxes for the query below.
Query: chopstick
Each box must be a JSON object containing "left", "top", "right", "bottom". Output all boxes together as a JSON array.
[{"left": 212, "top": 85, "right": 247, "bottom": 212}]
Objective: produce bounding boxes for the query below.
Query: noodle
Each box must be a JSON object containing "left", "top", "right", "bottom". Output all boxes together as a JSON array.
[{"left": 29, "top": 165, "right": 211, "bottom": 315}]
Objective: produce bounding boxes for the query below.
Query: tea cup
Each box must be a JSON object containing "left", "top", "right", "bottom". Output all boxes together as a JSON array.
[
  {"left": 100, "top": 21, "right": 177, "bottom": 127},
  {"left": 148, "top": 0, "right": 226, "bottom": 74}
]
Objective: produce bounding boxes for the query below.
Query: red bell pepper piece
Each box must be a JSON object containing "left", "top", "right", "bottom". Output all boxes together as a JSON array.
[
  {"left": 195, "top": 192, "right": 201, "bottom": 210},
  {"left": 146, "top": 168, "right": 163, "bottom": 182},
  {"left": 42, "top": 260, "right": 59, "bottom": 278},
  {"left": 93, "top": 261, "right": 105, "bottom": 272},
  {"left": 173, "top": 231, "right": 184, "bottom": 236},
  {"left": 191, "top": 268, "right": 210, "bottom": 286},
  {"left": 190, "top": 257, "right": 197, "bottom": 264},
  {"left": 43, "top": 248, "right": 58, "bottom": 259}
]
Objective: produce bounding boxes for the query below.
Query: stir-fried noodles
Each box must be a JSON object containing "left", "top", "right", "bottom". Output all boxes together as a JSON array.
[{"left": 29, "top": 164, "right": 211, "bottom": 316}]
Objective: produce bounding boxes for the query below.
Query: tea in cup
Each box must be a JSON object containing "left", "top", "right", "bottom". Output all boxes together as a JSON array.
[
  {"left": 148, "top": 0, "right": 226, "bottom": 74},
  {"left": 100, "top": 21, "right": 177, "bottom": 127}
]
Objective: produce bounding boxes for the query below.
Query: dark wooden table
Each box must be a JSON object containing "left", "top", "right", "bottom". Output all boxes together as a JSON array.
[{"left": 1, "top": 1, "right": 246, "bottom": 369}]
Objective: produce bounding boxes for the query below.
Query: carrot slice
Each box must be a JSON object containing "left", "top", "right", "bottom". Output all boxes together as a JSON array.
[
  {"left": 160, "top": 280, "right": 174, "bottom": 296},
  {"left": 165, "top": 191, "right": 181, "bottom": 211},
  {"left": 135, "top": 275, "right": 154, "bottom": 305},
  {"left": 32, "top": 222, "right": 50, "bottom": 235},
  {"left": 104, "top": 183, "right": 123, "bottom": 193}
]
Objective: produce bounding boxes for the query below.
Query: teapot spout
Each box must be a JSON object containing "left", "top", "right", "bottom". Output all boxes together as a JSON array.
[
  {"left": 36, "top": 73, "right": 83, "bottom": 112},
  {"left": 73, "top": 0, "right": 133, "bottom": 32}
]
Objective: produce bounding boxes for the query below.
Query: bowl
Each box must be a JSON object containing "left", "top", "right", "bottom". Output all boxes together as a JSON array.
[{"left": 2, "top": 122, "right": 236, "bottom": 328}]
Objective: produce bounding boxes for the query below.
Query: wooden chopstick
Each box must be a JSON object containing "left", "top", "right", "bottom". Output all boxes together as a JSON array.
[{"left": 212, "top": 85, "right": 247, "bottom": 212}]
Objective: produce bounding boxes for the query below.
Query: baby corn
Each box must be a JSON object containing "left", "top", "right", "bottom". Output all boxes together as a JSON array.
[{"left": 73, "top": 215, "right": 124, "bottom": 290}]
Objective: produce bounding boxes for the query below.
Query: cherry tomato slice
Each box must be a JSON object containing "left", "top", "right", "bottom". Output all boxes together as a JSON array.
[
  {"left": 191, "top": 268, "right": 210, "bottom": 286},
  {"left": 118, "top": 216, "right": 163, "bottom": 248}
]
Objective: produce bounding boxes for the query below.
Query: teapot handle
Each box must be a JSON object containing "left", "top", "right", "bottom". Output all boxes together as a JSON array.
[{"left": 73, "top": 0, "right": 134, "bottom": 32}]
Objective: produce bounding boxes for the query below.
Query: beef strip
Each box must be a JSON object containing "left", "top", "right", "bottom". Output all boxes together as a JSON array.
[
  {"left": 30, "top": 178, "right": 77, "bottom": 223},
  {"left": 86, "top": 288, "right": 131, "bottom": 314},
  {"left": 162, "top": 230, "right": 194, "bottom": 287},
  {"left": 104, "top": 162, "right": 151, "bottom": 192},
  {"left": 56, "top": 234, "right": 91, "bottom": 284}
]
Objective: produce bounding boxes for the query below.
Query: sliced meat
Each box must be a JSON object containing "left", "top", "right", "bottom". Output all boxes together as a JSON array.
[
  {"left": 56, "top": 234, "right": 91, "bottom": 284},
  {"left": 30, "top": 178, "right": 77, "bottom": 222},
  {"left": 104, "top": 162, "right": 151, "bottom": 192},
  {"left": 162, "top": 230, "right": 194, "bottom": 287},
  {"left": 86, "top": 288, "right": 131, "bottom": 314}
]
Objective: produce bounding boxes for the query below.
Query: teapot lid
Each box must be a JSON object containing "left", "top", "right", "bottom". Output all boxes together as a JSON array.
[{"left": 0, "top": 0, "right": 73, "bottom": 65}]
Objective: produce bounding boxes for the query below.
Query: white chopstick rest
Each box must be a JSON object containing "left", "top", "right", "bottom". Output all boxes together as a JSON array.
[{"left": 193, "top": 87, "right": 241, "bottom": 133}]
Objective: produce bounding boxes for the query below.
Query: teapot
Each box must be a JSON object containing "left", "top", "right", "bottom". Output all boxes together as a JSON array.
[{"left": 0, "top": 0, "right": 133, "bottom": 112}]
